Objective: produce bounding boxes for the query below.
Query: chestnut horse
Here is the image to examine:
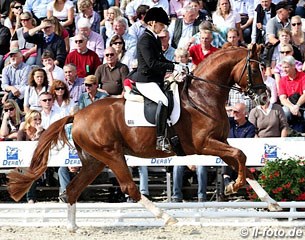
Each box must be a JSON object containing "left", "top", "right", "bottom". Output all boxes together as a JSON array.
[{"left": 8, "top": 44, "right": 269, "bottom": 229}]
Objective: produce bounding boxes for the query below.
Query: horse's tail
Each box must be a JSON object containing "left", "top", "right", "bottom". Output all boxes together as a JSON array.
[{"left": 7, "top": 115, "right": 74, "bottom": 202}]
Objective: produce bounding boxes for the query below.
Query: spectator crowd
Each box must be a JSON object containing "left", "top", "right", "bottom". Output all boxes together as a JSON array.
[{"left": 1, "top": 0, "right": 305, "bottom": 203}]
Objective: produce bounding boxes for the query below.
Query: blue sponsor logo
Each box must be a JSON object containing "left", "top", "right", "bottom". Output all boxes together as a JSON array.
[
  {"left": 68, "top": 147, "right": 79, "bottom": 159},
  {"left": 6, "top": 146, "right": 18, "bottom": 160},
  {"left": 264, "top": 144, "right": 277, "bottom": 158}
]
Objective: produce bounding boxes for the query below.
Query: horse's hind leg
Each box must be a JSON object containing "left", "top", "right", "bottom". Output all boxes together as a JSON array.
[
  {"left": 107, "top": 155, "right": 177, "bottom": 225},
  {"left": 65, "top": 149, "right": 106, "bottom": 231}
]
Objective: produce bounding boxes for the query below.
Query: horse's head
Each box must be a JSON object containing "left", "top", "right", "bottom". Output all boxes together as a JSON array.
[{"left": 233, "top": 44, "right": 266, "bottom": 99}]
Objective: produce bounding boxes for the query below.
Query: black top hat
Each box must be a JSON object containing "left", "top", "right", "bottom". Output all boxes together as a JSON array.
[{"left": 144, "top": 7, "right": 170, "bottom": 26}]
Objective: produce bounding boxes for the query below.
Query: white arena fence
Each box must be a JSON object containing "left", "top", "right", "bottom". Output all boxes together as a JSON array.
[
  {"left": 1, "top": 137, "right": 305, "bottom": 227},
  {"left": 0, "top": 202, "right": 305, "bottom": 227}
]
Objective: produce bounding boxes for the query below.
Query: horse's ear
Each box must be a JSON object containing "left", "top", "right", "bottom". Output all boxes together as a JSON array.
[{"left": 248, "top": 43, "right": 259, "bottom": 59}]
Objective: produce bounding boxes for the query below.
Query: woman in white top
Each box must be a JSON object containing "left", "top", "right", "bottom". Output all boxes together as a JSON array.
[
  {"left": 24, "top": 68, "right": 49, "bottom": 113},
  {"left": 212, "top": 0, "right": 243, "bottom": 42},
  {"left": 47, "top": 0, "right": 75, "bottom": 36},
  {"left": 4, "top": 0, "right": 22, "bottom": 35},
  {"left": 49, "top": 79, "right": 75, "bottom": 118}
]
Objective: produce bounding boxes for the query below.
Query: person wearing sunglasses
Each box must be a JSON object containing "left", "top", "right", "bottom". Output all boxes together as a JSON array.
[
  {"left": 4, "top": 1, "right": 23, "bottom": 36},
  {"left": 78, "top": 75, "right": 108, "bottom": 110},
  {"left": 50, "top": 79, "right": 75, "bottom": 117},
  {"left": 65, "top": 32, "right": 101, "bottom": 78},
  {"left": 95, "top": 46, "right": 129, "bottom": 97},
  {"left": 0, "top": 99, "right": 24, "bottom": 140},
  {"left": 39, "top": 91, "right": 62, "bottom": 129},
  {"left": 290, "top": 15, "right": 305, "bottom": 62},
  {"left": 17, "top": 110, "right": 44, "bottom": 203}
]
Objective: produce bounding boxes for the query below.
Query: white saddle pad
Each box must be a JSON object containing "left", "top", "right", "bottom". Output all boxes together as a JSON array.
[{"left": 124, "top": 84, "right": 180, "bottom": 127}]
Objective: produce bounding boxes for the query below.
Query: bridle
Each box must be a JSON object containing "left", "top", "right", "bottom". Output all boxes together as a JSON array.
[{"left": 180, "top": 48, "right": 266, "bottom": 114}]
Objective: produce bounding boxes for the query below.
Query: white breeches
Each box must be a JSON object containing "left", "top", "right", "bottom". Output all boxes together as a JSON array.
[{"left": 136, "top": 82, "right": 168, "bottom": 106}]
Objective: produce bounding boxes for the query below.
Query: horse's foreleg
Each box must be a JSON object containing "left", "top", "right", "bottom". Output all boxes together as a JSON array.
[
  {"left": 203, "top": 140, "right": 247, "bottom": 193},
  {"left": 246, "top": 178, "right": 282, "bottom": 211}
]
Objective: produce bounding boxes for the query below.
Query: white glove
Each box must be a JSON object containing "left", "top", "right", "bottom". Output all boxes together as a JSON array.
[{"left": 174, "top": 63, "right": 189, "bottom": 74}]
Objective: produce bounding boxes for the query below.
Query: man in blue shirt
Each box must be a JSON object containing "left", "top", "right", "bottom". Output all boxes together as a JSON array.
[
  {"left": 1, "top": 49, "right": 31, "bottom": 110},
  {"left": 23, "top": 0, "right": 51, "bottom": 24}
]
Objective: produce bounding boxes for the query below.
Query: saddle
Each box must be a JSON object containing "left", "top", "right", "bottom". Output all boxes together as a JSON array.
[{"left": 124, "top": 80, "right": 181, "bottom": 127}]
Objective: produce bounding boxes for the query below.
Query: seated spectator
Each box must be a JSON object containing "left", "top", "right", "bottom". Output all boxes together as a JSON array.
[
  {"left": 95, "top": 46, "right": 129, "bottom": 97},
  {"left": 72, "top": 18, "right": 104, "bottom": 61},
  {"left": 191, "top": 21, "right": 226, "bottom": 48},
  {"left": 41, "top": 50, "right": 65, "bottom": 84},
  {"left": 24, "top": 68, "right": 49, "bottom": 113},
  {"left": 251, "top": 0, "right": 276, "bottom": 44},
  {"left": 1, "top": 48, "right": 31, "bottom": 110},
  {"left": 106, "top": 16, "right": 137, "bottom": 60},
  {"left": 24, "top": 18, "right": 67, "bottom": 67},
  {"left": 100, "top": 6, "right": 123, "bottom": 41},
  {"left": 290, "top": 15, "right": 305, "bottom": 62},
  {"left": 23, "top": 0, "right": 50, "bottom": 24},
  {"left": 273, "top": 43, "right": 303, "bottom": 91},
  {"left": 189, "top": 0, "right": 212, "bottom": 22},
  {"left": 226, "top": 28, "right": 242, "bottom": 47},
  {"left": 65, "top": 33, "right": 101, "bottom": 78},
  {"left": 172, "top": 165, "right": 207, "bottom": 202},
  {"left": 266, "top": 28, "right": 302, "bottom": 77},
  {"left": 158, "top": 29, "right": 175, "bottom": 61},
  {"left": 168, "top": 5, "right": 200, "bottom": 49},
  {"left": 50, "top": 79, "right": 75, "bottom": 117},
  {"left": 189, "top": 29, "right": 218, "bottom": 68},
  {"left": 48, "top": 16, "right": 70, "bottom": 53},
  {"left": 75, "top": 0, "right": 100, "bottom": 34},
  {"left": 109, "top": 34, "right": 133, "bottom": 70},
  {"left": 261, "top": 63, "right": 278, "bottom": 104},
  {"left": 128, "top": 4, "right": 149, "bottom": 40},
  {"left": 10, "top": 11, "right": 37, "bottom": 66},
  {"left": 78, "top": 75, "right": 108, "bottom": 109},
  {"left": 249, "top": 88, "right": 288, "bottom": 138},
  {"left": 278, "top": 56, "right": 305, "bottom": 129},
  {"left": 0, "top": 22, "right": 11, "bottom": 72},
  {"left": 47, "top": 0, "right": 75, "bottom": 37},
  {"left": 169, "top": 0, "right": 190, "bottom": 21},
  {"left": 0, "top": 99, "right": 24, "bottom": 140},
  {"left": 212, "top": 0, "right": 243, "bottom": 43},
  {"left": 63, "top": 63, "right": 85, "bottom": 104},
  {"left": 17, "top": 109, "right": 44, "bottom": 203},
  {"left": 4, "top": 1, "right": 23, "bottom": 35}
]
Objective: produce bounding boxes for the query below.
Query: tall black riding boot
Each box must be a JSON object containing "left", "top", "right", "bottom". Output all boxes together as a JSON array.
[{"left": 155, "top": 101, "right": 171, "bottom": 152}]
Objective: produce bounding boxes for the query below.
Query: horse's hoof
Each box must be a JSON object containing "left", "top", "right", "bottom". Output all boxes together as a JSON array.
[
  {"left": 67, "top": 224, "right": 78, "bottom": 233},
  {"left": 268, "top": 203, "right": 282, "bottom": 212},
  {"left": 224, "top": 181, "right": 237, "bottom": 196},
  {"left": 164, "top": 216, "right": 178, "bottom": 225}
]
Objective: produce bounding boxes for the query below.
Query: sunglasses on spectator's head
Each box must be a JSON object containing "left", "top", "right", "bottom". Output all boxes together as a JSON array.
[
  {"left": 4, "top": 107, "right": 15, "bottom": 112},
  {"left": 105, "top": 53, "right": 115, "bottom": 57},
  {"left": 41, "top": 98, "right": 52, "bottom": 102},
  {"left": 55, "top": 87, "right": 65, "bottom": 90}
]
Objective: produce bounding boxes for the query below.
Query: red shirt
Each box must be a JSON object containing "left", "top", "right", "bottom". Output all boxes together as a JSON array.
[
  {"left": 278, "top": 71, "right": 305, "bottom": 97},
  {"left": 189, "top": 44, "right": 219, "bottom": 66},
  {"left": 65, "top": 49, "right": 101, "bottom": 78}
]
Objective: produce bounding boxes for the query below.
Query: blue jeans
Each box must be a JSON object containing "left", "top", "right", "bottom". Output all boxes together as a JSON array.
[
  {"left": 172, "top": 165, "right": 207, "bottom": 200},
  {"left": 282, "top": 106, "right": 305, "bottom": 121},
  {"left": 58, "top": 167, "right": 70, "bottom": 194},
  {"left": 138, "top": 166, "right": 149, "bottom": 195},
  {"left": 295, "top": 6, "right": 305, "bottom": 18}
]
